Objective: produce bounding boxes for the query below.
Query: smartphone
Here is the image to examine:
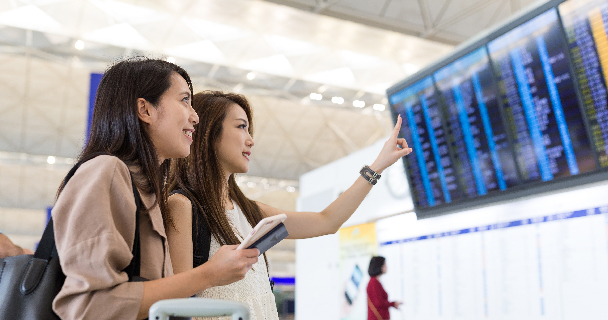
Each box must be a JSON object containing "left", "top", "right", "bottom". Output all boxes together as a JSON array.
[
  {"left": 236, "top": 213, "right": 287, "bottom": 251},
  {"left": 344, "top": 264, "right": 363, "bottom": 305}
]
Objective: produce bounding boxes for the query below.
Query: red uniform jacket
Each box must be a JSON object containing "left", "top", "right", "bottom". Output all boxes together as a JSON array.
[{"left": 366, "top": 276, "right": 396, "bottom": 320}]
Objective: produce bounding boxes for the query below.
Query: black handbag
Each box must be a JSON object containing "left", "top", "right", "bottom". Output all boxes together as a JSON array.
[{"left": 0, "top": 153, "right": 146, "bottom": 319}]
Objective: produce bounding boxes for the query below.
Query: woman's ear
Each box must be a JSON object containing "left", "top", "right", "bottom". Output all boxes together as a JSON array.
[{"left": 137, "top": 98, "right": 155, "bottom": 125}]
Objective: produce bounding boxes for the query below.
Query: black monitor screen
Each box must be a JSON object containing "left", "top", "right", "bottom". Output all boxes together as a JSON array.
[
  {"left": 387, "top": 0, "right": 607, "bottom": 217},
  {"left": 488, "top": 8, "right": 597, "bottom": 182},
  {"left": 390, "top": 77, "right": 462, "bottom": 208},
  {"left": 434, "top": 48, "right": 521, "bottom": 199},
  {"left": 559, "top": 0, "right": 608, "bottom": 168}
]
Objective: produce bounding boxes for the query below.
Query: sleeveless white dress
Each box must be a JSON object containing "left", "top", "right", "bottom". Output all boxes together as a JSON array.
[{"left": 195, "top": 202, "right": 279, "bottom": 320}]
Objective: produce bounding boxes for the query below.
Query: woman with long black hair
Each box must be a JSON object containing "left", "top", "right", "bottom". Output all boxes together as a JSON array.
[{"left": 51, "top": 58, "right": 259, "bottom": 320}]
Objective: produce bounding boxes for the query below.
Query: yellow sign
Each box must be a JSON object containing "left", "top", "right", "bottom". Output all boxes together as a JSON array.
[{"left": 339, "top": 222, "right": 378, "bottom": 320}]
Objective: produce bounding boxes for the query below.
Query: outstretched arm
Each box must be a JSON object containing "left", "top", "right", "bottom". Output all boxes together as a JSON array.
[{"left": 259, "top": 115, "right": 412, "bottom": 239}]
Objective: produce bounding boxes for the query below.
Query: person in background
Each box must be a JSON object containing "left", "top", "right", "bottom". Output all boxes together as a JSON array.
[
  {"left": 367, "top": 256, "right": 402, "bottom": 320},
  {"left": 51, "top": 58, "right": 259, "bottom": 320},
  {"left": 166, "top": 91, "right": 412, "bottom": 320},
  {"left": 0, "top": 229, "right": 33, "bottom": 258}
]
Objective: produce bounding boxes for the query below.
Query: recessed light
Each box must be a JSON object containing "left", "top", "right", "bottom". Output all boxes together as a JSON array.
[
  {"left": 373, "top": 104, "right": 386, "bottom": 111},
  {"left": 353, "top": 100, "right": 365, "bottom": 108},
  {"left": 310, "top": 93, "right": 322, "bottom": 100}
]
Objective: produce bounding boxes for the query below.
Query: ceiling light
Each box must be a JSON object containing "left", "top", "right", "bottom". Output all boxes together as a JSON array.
[
  {"left": 353, "top": 100, "right": 365, "bottom": 108},
  {"left": 310, "top": 93, "right": 322, "bottom": 100},
  {"left": 47, "top": 156, "right": 56, "bottom": 164},
  {"left": 75, "top": 40, "right": 84, "bottom": 50},
  {"left": 286, "top": 186, "right": 296, "bottom": 193},
  {"left": 247, "top": 182, "right": 256, "bottom": 188},
  {"left": 166, "top": 56, "right": 176, "bottom": 63},
  {"left": 247, "top": 72, "right": 256, "bottom": 80},
  {"left": 373, "top": 104, "right": 386, "bottom": 111},
  {"left": 331, "top": 97, "right": 344, "bottom": 105}
]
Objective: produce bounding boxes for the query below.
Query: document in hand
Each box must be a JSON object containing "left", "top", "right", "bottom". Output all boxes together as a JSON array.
[{"left": 237, "top": 214, "right": 289, "bottom": 255}]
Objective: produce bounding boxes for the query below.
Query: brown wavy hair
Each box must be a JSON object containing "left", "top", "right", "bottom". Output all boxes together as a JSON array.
[{"left": 169, "top": 91, "right": 265, "bottom": 248}]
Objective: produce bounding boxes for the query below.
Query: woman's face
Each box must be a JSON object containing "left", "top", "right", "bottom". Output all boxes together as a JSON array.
[
  {"left": 215, "top": 103, "right": 254, "bottom": 176},
  {"left": 148, "top": 72, "right": 199, "bottom": 162},
  {"left": 381, "top": 262, "right": 387, "bottom": 274}
]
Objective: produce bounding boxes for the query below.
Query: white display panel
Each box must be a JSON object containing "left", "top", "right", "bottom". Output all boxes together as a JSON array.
[{"left": 378, "top": 206, "right": 608, "bottom": 320}]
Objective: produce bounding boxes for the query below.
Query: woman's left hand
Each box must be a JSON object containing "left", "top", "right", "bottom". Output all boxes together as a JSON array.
[{"left": 370, "top": 115, "right": 412, "bottom": 173}]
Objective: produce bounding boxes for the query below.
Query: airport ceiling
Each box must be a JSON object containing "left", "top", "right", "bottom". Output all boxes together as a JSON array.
[
  {"left": 264, "top": 0, "right": 540, "bottom": 45},
  {"left": 0, "top": 0, "right": 539, "bottom": 210}
]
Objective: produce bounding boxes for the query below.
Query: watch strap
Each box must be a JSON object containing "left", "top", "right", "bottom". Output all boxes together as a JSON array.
[{"left": 360, "top": 165, "right": 381, "bottom": 185}]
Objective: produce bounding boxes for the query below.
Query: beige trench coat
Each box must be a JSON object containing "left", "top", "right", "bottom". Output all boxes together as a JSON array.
[{"left": 51, "top": 155, "right": 173, "bottom": 319}]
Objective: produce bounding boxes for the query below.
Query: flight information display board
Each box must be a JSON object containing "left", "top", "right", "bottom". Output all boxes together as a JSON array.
[
  {"left": 488, "top": 8, "right": 596, "bottom": 182},
  {"left": 388, "top": 0, "right": 607, "bottom": 216},
  {"left": 390, "top": 77, "right": 462, "bottom": 208},
  {"left": 560, "top": 0, "right": 608, "bottom": 168},
  {"left": 434, "top": 48, "right": 521, "bottom": 198}
]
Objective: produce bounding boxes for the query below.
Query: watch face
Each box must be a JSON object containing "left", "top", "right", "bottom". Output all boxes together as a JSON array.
[{"left": 385, "top": 160, "right": 409, "bottom": 199}]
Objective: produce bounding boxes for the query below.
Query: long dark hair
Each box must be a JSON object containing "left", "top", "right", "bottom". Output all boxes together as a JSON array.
[
  {"left": 60, "top": 57, "right": 193, "bottom": 227},
  {"left": 368, "top": 256, "right": 386, "bottom": 277},
  {"left": 169, "top": 91, "right": 265, "bottom": 246}
]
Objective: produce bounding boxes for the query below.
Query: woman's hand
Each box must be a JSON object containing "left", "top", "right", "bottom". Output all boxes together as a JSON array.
[
  {"left": 202, "top": 245, "right": 259, "bottom": 287},
  {"left": 370, "top": 115, "right": 412, "bottom": 173}
]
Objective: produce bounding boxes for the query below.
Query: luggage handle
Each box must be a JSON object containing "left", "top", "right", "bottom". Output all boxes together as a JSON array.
[{"left": 148, "top": 298, "right": 249, "bottom": 320}]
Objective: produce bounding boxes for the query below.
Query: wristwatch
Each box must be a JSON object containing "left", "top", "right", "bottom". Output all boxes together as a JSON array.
[{"left": 359, "top": 165, "right": 381, "bottom": 185}]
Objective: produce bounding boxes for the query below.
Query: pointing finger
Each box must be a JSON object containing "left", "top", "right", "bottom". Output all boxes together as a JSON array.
[{"left": 391, "top": 115, "right": 402, "bottom": 140}]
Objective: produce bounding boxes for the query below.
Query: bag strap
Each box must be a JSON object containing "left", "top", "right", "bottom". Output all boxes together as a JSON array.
[
  {"left": 368, "top": 297, "right": 384, "bottom": 320},
  {"left": 123, "top": 179, "right": 143, "bottom": 279},
  {"left": 36, "top": 152, "right": 145, "bottom": 279},
  {"left": 33, "top": 215, "right": 57, "bottom": 260}
]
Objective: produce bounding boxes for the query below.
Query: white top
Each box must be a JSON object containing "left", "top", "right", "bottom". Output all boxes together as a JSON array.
[{"left": 196, "top": 201, "right": 279, "bottom": 320}]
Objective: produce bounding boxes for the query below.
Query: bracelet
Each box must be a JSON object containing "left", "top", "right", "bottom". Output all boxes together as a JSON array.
[{"left": 359, "top": 165, "right": 381, "bottom": 185}]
